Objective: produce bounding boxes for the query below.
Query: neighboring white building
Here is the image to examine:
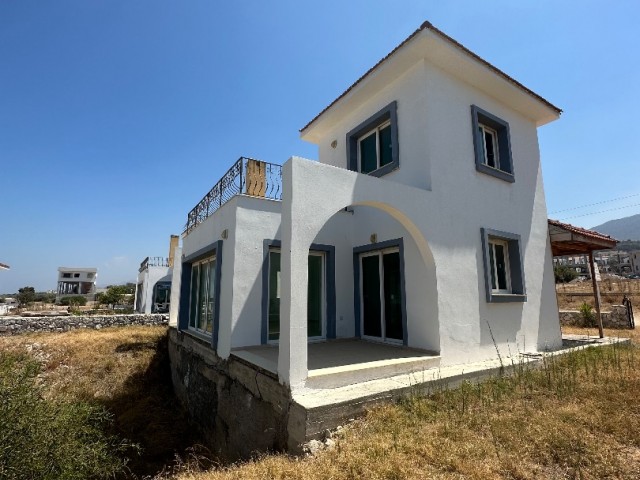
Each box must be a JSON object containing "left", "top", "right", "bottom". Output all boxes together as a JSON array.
[
  {"left": 134, "top": 235, "right": 179, "bottom": 314},
  {"left": 56, "top": 267, "right": 97, "bottom": 302}
]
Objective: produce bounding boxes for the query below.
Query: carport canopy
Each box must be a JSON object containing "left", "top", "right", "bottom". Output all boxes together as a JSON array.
[
  {"left": 548, "top": 219, "right": 618, "bottom": 338},
  {"left": 548, "top": 219, "right": 617, "bottom": 256}
]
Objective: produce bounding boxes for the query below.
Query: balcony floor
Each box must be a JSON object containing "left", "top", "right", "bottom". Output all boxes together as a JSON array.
[{"left": 231, "top": 338, "right": 440, "bottom": 389}]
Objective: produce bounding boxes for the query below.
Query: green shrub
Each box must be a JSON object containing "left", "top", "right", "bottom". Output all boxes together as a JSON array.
[
  {"left": 579, "top": 302, "right": 596, "bottom": 327},
  {"left": 59, "top": 295, "right": 87, "bottom": 307},
  {"left": 0, "top": 352, "right": 134, "bottom": 480},
  {"left": 554, "top": 264, "right": 578, "bottom": 283}
]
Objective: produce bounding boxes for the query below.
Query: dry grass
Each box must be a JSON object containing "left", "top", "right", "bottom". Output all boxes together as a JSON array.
[
  {"left": 4, "top": 325, "right": 640, "bottom": 480},
  {"left": 556, "top": 278, "right": 640, "bottom": 310},
  {"left": 0, "top": 326, "right": 203, "bottom": 478},
  {"left": 172, "top": 329, "right": 640, "bottom": 480}
]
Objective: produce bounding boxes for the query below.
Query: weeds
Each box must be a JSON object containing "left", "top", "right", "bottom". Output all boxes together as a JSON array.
[
  {"left": 173, "top": 334, "right": 640, "bottom": 480},
  {"left": 0, "top": 351, "right": 133, "bottom": 480}
]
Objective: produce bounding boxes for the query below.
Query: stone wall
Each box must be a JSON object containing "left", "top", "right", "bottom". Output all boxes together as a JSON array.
[
  {"left": 168, "top": 328, "right": 307, "bottom": 460},
  {"left": 559, "top": 305, "right": 634, "bottom": 329},
  {"left": 0, "top": 314, "right": 168, "bottom": 336}
]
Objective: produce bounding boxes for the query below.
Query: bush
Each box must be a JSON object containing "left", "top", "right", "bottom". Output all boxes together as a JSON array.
[
  {"left": 59, "top": 296, "right": 87, "bottom": 307},
  {"left": 0, "top": 352, "right": 134, "bottom": 479},
  {"left": 579, "top": 302, "right": 596, "bottom": 327},
  {"left": 554, "top": 265, "right": 578, "bottom": 283}
]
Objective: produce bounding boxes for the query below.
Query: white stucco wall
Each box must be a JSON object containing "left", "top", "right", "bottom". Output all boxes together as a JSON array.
[
  {"left": 296, "top": 56, "right": 562, "bottom": 366},
  {"left": 177, "top": 40, "right": 561, "bottom": 388},
  {"left": 318, "top": 61, "right": 431, "bottom": 191},
  {"left": 277, "top": 150, "right": 560, "bottom": 386}
]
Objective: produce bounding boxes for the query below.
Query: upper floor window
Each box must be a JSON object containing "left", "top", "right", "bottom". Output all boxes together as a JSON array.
[
  {"left": 471, "top": 105, "right": 514, "bottom": 183},
  {"left": 347, "top": 101, "right": 399, "bottom": 177}
]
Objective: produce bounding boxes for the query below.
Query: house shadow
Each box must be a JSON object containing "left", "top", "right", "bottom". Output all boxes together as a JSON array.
[{"left": 100, "top": 332, "right": 216, "bottom": 479}]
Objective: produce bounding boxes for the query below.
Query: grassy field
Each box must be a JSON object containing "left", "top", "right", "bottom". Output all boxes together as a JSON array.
[
  {"left": 556, "top": 278, "right": 640, "bottom": 310},
  {"left": 2, "top": 325, "right": 640, "bottom": 479},
  {"left": 0, "top": 326, "right": 203, "bottom": 478}
]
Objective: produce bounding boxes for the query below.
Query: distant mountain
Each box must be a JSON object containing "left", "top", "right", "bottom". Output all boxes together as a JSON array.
[{"left": 592, "top": 213, "right": 640, "bottom": 241}]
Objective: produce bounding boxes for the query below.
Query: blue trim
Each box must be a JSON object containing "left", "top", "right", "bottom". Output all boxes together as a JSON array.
[
  {"left": 178, "top": 263, "right": 192, "bottom": 331},
  {"left": 260, "top": 239, "right": 336, "bottom": 344},
  {"left": 178, "top": 240, "right": 224, "bottom": 350},
  {"left": 346, "top": 101, "right": 399, "bottom": 177},
  {"left": 471, "top": 105, "right": 515, "bottom": 183},
  {"left": 480, "top": 228, "right": 527, "bottom": 303},
  {"left": 353, "top": 238, "right": 408, "bottom": 346}
]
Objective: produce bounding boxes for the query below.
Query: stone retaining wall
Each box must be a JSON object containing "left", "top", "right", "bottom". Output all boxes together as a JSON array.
[
  {"left": 168, "top": 328, "right": 296, "bottom": 460},
  {"left": 559, "top": 305, "right": 633, "bottom": 329},
  {"left": 0, "top": 314, "right": 168, "bottom": 336}
]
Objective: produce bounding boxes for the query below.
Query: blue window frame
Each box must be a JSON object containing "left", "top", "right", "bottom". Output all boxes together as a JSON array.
[
  {"left": 178, "top": 240, "right": 223, "bottom": 348},
  {"left": 480, "top": 228, "right": 526, "bottom": 303},
  {"left": 471, "top": 105, "right": 514, "bottom": 183},
  {"left": 347, "top": 101, "right": 399, "bottom": 177}
]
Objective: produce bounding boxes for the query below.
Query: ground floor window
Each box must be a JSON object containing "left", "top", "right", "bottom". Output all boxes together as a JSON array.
[
  {"left": 481, "top": 228, "right": 526, "bottom": 303},
  {"left": 189, "top": 255, "right": 217, "bottom": 334}
]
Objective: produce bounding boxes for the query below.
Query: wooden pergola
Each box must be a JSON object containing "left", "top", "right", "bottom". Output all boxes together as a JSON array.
[{"left": 548, "top": 219, "right": 618, "bottom": 338}]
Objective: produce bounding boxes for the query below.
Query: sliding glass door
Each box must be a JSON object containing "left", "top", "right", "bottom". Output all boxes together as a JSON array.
[
  {"left": 360, "top": 248, "right": 403, "bottom": 343},
  {"left": 267, "top": 249, "right": 325, "bottom": 342}
]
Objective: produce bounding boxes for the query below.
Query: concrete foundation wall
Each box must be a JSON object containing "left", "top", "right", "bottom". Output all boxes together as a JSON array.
[{"left": 168, "top": 328, "right": 299, "bottom": 459}]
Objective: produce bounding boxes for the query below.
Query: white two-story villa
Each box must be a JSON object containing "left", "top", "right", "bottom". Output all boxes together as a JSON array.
[{"left": 167, "top": 21, "right": 563, "bottom": 457}]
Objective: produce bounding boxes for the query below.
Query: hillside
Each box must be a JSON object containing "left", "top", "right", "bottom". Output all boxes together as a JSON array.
[{"left": 592, "top": 212, "right": 640, "bottom": 241}]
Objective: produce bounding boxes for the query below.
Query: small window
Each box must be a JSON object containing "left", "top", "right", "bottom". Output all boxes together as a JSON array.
[
  {"left": 481, "top": 228, "right": 526, "bottom": 303},
  {"left": 358, "top": 121, "right": 393, "bottom": 174},
  {"left": 62, "top": 273, "right": 71, "bottom": 278},
  {"left": 347, "top": 101, "right": 398, "bottom": 177},
  {"left": 488, "top": 238, "right": 511, "bottom": 293},
  {"left": 471, "top": 105, "right": 514, "bottom": 182},
  {"left": 74, "top": 273, "right": 80, "bottom": 278}
]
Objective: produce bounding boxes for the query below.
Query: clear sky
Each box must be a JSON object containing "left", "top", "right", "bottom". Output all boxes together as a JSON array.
[{"left": 1, "top": 1, "right": 639, "bottom": 293}]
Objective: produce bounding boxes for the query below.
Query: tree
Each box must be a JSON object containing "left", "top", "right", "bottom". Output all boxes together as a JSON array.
[
  {"left": 35, "top": 292, "right": 56, "bottom": 304},
  {"left": 59, "top": 296, "right": 87, "bottom": 307},
  {"left": 17, "top": 286, "right": 36, "bottom": 307},
  {"left": 99, "top": 285, "right": 128, "bottom": 307},
  {"left": 554, "top": 265, "right": 578, "bottom": 284}
]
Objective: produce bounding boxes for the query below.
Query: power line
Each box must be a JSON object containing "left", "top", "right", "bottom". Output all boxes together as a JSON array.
[
  {"left": 559, "top": 203, "right": 640, "bottom": 221},
  {"left": 550, "top": 192, "right": 640, "bottom": 214}
]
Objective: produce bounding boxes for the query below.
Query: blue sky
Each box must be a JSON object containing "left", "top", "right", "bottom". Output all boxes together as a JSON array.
[{"left": 1, "top": 1, "right": 639, "bottom": 293}]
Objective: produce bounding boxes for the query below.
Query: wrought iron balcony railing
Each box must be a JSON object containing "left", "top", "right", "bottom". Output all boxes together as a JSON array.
[
  {"left": 184, "top": 157, "right": 282, "bottom": 234},
  {"left": 139, "top": 256, "right": 170, "bottom": 272}
]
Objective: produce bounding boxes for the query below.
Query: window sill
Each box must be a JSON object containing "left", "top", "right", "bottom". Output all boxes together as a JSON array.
[
  {"left": 476, "top": 163, "right": 515, "bottom": 183},
  {"left": 181, "top": 328, "right": 213, "bottom": 345},
  {"left": 488, "top": 293, "right": 527, "bottom": 303},
  {"left": 363, "top": 161, "right": 399, "bottom": 178}
]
